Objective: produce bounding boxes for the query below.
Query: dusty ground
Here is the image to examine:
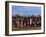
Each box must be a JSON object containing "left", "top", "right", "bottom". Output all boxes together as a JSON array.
[{"left": 12, "top": 24, "right": 41, "bottom": 31}]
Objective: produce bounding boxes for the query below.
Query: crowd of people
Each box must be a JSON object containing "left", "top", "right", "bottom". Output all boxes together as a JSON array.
[{"left": 12, "top": 15, "right": 41, "bottom": 28}]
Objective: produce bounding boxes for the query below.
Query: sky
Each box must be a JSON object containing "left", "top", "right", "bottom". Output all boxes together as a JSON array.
[{"left": 12, "top": 6, "right": 41, "bottom": 16}]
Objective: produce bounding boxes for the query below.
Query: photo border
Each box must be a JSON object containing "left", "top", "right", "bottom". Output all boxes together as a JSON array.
[{"left": 5, "top": 1, "right": 45, "bottom": 36}]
